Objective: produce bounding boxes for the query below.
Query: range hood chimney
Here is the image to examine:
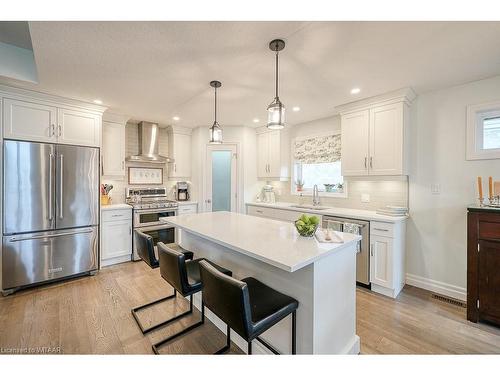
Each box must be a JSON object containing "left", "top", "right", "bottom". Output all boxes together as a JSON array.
[{"left": 126, "top": 121, "right": 173, "bottom": 164}]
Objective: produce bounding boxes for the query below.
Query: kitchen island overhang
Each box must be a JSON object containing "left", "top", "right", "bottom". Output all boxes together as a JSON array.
[{"left": 161, "top": 211, "right": 361, "bottom": 354}]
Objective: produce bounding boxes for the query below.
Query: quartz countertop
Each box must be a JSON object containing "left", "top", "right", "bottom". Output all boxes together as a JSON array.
[
  {"left": 100, "top": 203, "right": 132, "bottom": 211},
  {"left": 161, "top": 211, "right": 361, "bottom": 272},
  {"left": 246, "top": 201, "right": 407, "bottom": 223}
]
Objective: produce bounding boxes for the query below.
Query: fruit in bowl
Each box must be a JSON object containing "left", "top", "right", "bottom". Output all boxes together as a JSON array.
[{"left": 295, "top": 214, "right": 319, "bottom": 237}]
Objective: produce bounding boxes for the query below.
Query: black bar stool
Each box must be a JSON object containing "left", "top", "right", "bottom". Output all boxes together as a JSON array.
[
  {"left": 152, "top": 242, "right": 232, "bottom": 354},
  {"left": 131, "top": 230, "right": 194, "bottom": 334},
  {"left": 198, "top": 260, "right": 299, "bottom": 355}
]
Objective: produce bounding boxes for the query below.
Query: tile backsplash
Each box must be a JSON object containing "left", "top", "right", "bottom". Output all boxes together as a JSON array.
[{"left": 268, "top": 176, "right": 409, "bottom": 210}]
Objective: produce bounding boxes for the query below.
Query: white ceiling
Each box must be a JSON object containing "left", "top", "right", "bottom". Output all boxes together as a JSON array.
[{"left": 2, "top": 21, "right": 500, "bottom": 127}]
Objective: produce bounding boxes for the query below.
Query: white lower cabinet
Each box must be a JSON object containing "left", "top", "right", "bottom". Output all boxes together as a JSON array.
[
  {"left": 369, "top": 220, "right": 405, "bottom": 298},
  {"left": 246, "top": 205, "right": 322, "bottom": 226},
  {"left": 176, "top": 203, "right": 198, "bottom": 245},
  {"left": 101, "top": 207, "right": 132, "bottom": 267}
]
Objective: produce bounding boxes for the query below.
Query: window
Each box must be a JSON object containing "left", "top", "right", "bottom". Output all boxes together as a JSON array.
[
  {"left": 292, "top": 133, "right": 346, "bottom": 197},
  {"left": 467, "top": 101, "right": 500, "bottom": 160}
]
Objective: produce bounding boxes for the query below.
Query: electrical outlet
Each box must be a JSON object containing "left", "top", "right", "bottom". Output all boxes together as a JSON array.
[
  {"left": 431, "top": 184, "right": 441, "bottom": 195},
  {"left": 361, "top": 193, "right": 370, "bottom": 203}
]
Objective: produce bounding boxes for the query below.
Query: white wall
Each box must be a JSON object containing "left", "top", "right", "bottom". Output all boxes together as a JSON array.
[
  {"left": 406, "top": 75, "right": 500, "bottom": 300},
  {"left": 191, "top": 126, "right": 259, "bottom": 213}
]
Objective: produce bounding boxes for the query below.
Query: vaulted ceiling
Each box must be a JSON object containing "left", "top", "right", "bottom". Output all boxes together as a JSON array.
[{"left": 2, "top": 21, "right": 500, "bottom": 127}]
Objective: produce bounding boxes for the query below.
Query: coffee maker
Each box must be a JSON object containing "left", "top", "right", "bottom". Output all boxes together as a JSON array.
[{"left": 176, "top": 181, "right": 190, "bottom": 201}]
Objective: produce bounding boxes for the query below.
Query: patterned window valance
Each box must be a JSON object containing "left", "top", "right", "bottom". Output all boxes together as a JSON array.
[{"left": 294, "top": 134, "right": 341, "bottom": 164}]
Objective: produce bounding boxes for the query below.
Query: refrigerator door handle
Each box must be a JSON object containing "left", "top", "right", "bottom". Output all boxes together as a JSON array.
[
  {"left": 59, "top": 154, "right": 64, "bottom": 219},
  {"left": 9, "top": 228, "right": 94, "bottom": 242},
  {"left": 48, "top": 153, "right": 54, "bottom": 221}
]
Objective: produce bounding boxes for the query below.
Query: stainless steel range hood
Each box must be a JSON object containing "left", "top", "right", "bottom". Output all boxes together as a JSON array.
[{"left": 126, "top": 121, "right": 173, "bottom": 164}]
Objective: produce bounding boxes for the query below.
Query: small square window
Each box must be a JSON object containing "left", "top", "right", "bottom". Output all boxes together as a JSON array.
[{"left": 467, "top": 102, "right": 500, "bottom": 160}]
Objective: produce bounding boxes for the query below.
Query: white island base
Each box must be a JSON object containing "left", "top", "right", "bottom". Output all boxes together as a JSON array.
[{"left": 164, "top": 212, "right": 361, "bottom": 355}]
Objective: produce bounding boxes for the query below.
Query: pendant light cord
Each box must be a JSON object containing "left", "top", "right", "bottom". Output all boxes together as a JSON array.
[
  {"left": 275, "top": 48, "right": 279, "bottom": 99},
  {"left": 214, "top": 86, "right": 217, "bottom": 123}
]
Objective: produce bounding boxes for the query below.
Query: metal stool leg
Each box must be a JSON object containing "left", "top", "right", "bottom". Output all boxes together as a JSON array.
[
  {"left": 131, "top": 289, "right": 182, "bottom": 334},
  {"left": 292, "top": 310, "right": 297, "bottom": 355},
  {"left": 214, "top": 324, "right": 231, "bottom": 354},
  {"left": 152, "top": 295, "right": 204, "bottom": 354},
  {"left": 247, "top": 341, "right": 252, "bottom": 355}
]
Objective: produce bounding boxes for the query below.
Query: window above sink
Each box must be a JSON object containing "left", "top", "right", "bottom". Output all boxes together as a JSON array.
[{"left": 291, "top": 133, "right": 347, "bottom": 198}]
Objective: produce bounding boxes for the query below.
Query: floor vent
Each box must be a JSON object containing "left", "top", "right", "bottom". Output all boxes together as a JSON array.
[{"left": 431, "top": 293, "right": 467, "bottom": 308}]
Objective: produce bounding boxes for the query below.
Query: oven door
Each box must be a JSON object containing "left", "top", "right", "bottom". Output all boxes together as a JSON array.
[
  {"left": 134, "top": 209, "right": 177, "bottom": 227},
  {"left": 133, "top": 224, "right": 176, "bottom": 261}
]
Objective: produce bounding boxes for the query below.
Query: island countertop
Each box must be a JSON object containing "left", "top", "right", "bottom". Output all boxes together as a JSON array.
[{"left": 161, "top": 211, "right": 361, "bottom": 272}]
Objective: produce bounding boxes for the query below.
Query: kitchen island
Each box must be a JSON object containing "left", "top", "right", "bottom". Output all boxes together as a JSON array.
[{"left": 161, "top": 211, "right": 361, "bottom": 354}]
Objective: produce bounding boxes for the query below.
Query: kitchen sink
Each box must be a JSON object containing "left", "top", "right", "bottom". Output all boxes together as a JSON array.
[{"left": 290, "top": 204, "right": 330, "bottom": 211}]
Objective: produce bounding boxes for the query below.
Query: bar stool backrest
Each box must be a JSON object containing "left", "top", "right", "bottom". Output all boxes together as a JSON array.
[
  {"left": 199, "top": 260, "right": 253, "bottom": 340},
  {"left": 158, "top": 243, "right": 190, "bottom": 295},
  {"left": 135, "top": 230, "right": 158, "bottom": 269}
]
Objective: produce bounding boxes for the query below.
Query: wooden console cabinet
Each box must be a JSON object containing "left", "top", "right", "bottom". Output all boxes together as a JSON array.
[{"left": 467, "top": 206, "right": 500, "bottom": 326}]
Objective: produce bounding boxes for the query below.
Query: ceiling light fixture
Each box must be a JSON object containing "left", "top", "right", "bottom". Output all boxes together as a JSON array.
[
  {"left": 267, "top": 39, "right": 286, "bottom": 130},
  {"left": 93, "top": 99, "right": 103, "bottom": 105},
  {"left": 350, "top": 87, "right": 361, "bottom": 95},
  {"left": 253, "top": 118, "right": 260, "bottom": 123},
  {"left": 172, "top": 116, "right": 180, "bottom": 121},
  {"left": 209, "top": 80, "right": 223, "bottom": 144},
  {"left": 292, "top": 106, "right": 300, "bottom": 112}
]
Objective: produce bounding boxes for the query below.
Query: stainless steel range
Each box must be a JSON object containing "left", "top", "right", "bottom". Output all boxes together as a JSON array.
[{"left": 126, "top": 187, "right": 178, "bottom": 261}]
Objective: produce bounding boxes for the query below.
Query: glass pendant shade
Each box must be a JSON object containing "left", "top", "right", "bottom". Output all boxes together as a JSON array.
[
  {"left": 267, "top": 97, "right": 285, "bottom": 130},
  {"left": 209, "top": 121, "right": 222, "bottom": 144}
]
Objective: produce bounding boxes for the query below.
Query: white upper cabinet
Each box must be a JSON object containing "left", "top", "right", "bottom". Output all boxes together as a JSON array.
[
  {"left": 340, "top": 110, "right": 370, "bottom": 176},
  {"left": 3, "top": 98, "right": 57, "bottom": 143},
  {"left": 1, "top": 85, "right": 105, "bottom": 147},
  {"left": 168, "top": 126, "right": 192, "bottom": 179},
  {"left": 102, "top": 114, "right": 128, "bottom": 177},
  {"left": 57, "top": 108, "right": 100, "bottom": 147},
  {"left": 339, "top": 88, "right": 414, "bottom": 177},
  {"left": 256, "top": 128, "right": 289, "bottom": 180}
]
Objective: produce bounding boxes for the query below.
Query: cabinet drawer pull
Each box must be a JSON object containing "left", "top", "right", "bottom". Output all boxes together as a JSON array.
[
  {"left": 373, "top": 228, "right": 389, "bottom": 232},
  {"left": 256, "top": 210, "right": 264, "bottom": 213},
  {"left": 111, "top": 214, "right": 124, "bottom": 218}
]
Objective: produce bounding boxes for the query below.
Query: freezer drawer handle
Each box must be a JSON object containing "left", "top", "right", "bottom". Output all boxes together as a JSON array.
[
  {"left": 59, "top": 154, "right": 64, "bottom": 219},
  {"left": 9, "top": 229, "right": 94, "bottom": 242}
]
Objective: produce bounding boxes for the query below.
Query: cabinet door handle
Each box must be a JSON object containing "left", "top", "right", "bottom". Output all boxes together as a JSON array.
[
  {"left": 364, "top": 157, "right": 367, "bottom": 169},
  {"left": 122, "top": 161, "right": 125, "bottom": 171},
  {"left": 51, "top": 124, "right": 56, "bottom": 137},
  {"left": 58, "top": 124, "right": 62, "bottom": 137},
  {"left": 129, "top": 226, "right": 132, "bottom": 235},
  {"left": 370, "top": 156, "right": 373, "bottom": 168},
  {"left": 370, "top": 244, "right": 374, "bottom": 256},
  {"left": 174, "top": 163, "right": 177, "bottom": 172}
]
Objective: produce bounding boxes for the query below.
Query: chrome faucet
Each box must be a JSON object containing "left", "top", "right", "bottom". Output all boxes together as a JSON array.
[{"left": 312, "top": 184, "right": 320, "bottom": 206}]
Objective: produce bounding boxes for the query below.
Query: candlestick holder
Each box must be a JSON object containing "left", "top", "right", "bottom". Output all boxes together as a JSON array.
[
  {"left": 489, "top": 195, "right": 500, "bottom": 207},
  {"left": 479, "top": 197, "right": 485, "bottom": 207}
]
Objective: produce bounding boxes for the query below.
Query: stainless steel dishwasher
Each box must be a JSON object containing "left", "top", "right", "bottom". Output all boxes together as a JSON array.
[{"left": 322, "top": 216, "right": 370, "bottom": 286}]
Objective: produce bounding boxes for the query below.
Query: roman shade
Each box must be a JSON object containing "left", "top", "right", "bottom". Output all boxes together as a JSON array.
[{"left": 293, "top": 134, "right": 341, "bottom": 164}]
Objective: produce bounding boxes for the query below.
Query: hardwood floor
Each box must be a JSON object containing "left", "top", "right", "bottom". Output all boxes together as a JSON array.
[{"left": 1, "top": 261, "right": 499, "bottom": 354}]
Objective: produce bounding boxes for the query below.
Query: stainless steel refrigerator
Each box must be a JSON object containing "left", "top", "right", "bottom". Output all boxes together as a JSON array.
[{"left": 2, "top": 139, "right": 99, "bottom": 294}]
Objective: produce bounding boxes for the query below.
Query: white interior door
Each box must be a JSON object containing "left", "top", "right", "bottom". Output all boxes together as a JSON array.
[{"left": 205, "top": 144, "right": 237, "bottom": 212}]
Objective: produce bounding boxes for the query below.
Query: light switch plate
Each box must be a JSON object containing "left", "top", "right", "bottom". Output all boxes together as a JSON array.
[
  {"left": 361, "top": 193, "right": 370, "bottom": 203},
  {"left": 431, "top": 184, "right": 441, "bottom": 194}
]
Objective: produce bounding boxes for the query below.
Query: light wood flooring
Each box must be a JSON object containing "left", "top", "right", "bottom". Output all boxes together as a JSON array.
[{"left": 1, "top": 261, "right": 499, "bottom": 354}]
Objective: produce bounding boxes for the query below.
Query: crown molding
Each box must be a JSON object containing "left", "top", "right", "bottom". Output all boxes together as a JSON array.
[{"left": 335, "top": 87, "right": 417, "bottom": 115}]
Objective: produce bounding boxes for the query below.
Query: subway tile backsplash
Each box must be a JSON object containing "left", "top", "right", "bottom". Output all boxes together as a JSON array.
[{"left": 269, "top": 177, "right": 408, "bottom": 210}]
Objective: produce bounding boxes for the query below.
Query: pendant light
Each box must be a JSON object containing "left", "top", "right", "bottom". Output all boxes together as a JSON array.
[
  {"left": 267, "top": 39, "right": 286, "bottom": 130},
  {"left": 209, "top": 80, "right": 223, "bottom": 144}
]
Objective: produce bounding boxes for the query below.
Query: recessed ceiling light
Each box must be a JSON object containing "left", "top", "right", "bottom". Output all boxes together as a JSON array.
[
  {"left": 93, "top": 99, "right": 103, "bottom": 104},
  {"left": 350, "top": 88, "right": 361, "bottom": 95},
  {"left": 253, "top": 118, "right": 260, "bottom": 123},
  {"left": 292, "top": 106, "right": 300, "bottom": 112},
  {"left": 172, "top": 116, "right": 180, "bottom": 121}
]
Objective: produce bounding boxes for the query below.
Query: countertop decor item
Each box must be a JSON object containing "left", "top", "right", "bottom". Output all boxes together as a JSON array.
[
  {"left": 294, "top": 214, "right": 319, "bottom": 237},
  {"left": 208, "top": 80, "right": 223, "bottom": 144},
  {"left": 295, "top": 179, "right": 304, "bottom": 191},
  {"left": 267, "top": 39, "right": 286, "bottom": 130}
]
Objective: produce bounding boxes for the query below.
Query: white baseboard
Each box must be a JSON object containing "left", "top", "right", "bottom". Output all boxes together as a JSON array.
[{"left": 405, "top": 273, "right": 466, "bottom": 301}]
